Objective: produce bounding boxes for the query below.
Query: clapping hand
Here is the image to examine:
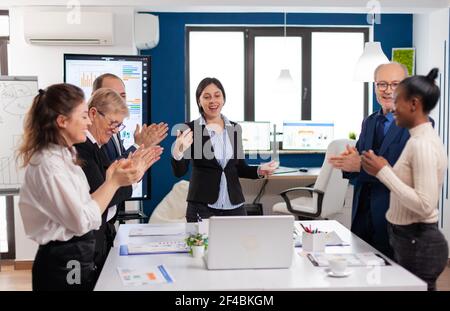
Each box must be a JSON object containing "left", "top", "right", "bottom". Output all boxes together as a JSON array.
[
  {"left": 106, "top": 158, "right": 140, "bottom": 187},
  {"left": 328, "top": 144, "right": 361, "bottom": 172},
  {"left": 173, "top": 128, "right": 193, "bottom": 159},
  {"left": 361, "top": 150, "right": 388, "bottom": 176},
  {"left": 134, "top": 122, "right": 169, "bottom": 148},
  {"left": 129, "top": 145, "right": 164, "bottom": 180}
]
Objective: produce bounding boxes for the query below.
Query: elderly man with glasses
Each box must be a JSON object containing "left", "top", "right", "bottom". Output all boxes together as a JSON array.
[{"left": 329, "top": 62, "right": 410, "bottom": 258}]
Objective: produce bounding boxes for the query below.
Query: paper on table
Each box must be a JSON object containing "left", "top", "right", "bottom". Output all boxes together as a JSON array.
[
  {"left": 307, "top": 252, "right": 388, "bottom": 267},
  {"left": 117, "top": 265, "right": 174, "bottom": 286},
  {"left": 128, "top": 225, "right": 186, "bottom": 237},
  {"left": 124, "top": 240, "right": 189, "bottom": 255}
]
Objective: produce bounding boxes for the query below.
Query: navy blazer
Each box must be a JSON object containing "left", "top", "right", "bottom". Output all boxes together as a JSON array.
[
  {"left": 343, "top": 110, "right": 410, "bottom": 240},
  {"left": 171, "top": 119, "right": 259, "bottom": 205}
]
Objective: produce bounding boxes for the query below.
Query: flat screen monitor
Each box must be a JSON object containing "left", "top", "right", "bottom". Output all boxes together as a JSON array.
[
  {"left": 63, "top": 53, "right": 151, "bottom": 200},
  {"left": 237, "top": 121, "right": 271, "bottom": 151},
  {"left": 282, "top": 121, "right": 334, "bottom": 151}
]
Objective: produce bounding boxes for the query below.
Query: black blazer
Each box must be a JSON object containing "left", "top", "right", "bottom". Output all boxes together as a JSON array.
[
  {"left": 171, "top": 119, "right": 259, "bottom": 205},
  {"left": 75, "top": 138, "right": 132, "bottom": 224}
]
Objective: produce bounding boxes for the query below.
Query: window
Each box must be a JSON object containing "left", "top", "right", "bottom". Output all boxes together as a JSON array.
[
  {"left": 0, "top": 10, "right": 9, "bottom": 75},
  {"left": 186, "top": 26, "right": 368, "bottom": 143},
  {"left": 0, "top": 198, "right": 7, "bottom": 253},
  {"left": 0, "top": 10, "right": 13, "bottom": 260},
  {"left": 311, "top": 30, "right": 367, "bottom": 139},
  {"left": 187, "top": 29, "right": 244, "bottom": 121},
  {"left": 254, "top": 36, "right": 303, "bottom": 132}
]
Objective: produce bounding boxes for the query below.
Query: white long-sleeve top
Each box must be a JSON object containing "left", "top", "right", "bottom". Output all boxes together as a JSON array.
[
  {"left": 376, "top": 122, "right": 447, "bottom": 225},
  {"left": 18, "top": 144, "right": 102, "bottom": 245}
]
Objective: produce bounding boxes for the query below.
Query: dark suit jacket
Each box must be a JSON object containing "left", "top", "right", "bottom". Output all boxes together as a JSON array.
[
  {"left": 343, "top": 110, "right": 410, "bottom": 240},
  {"left": 75, "top": 138, "right": 133, "bottom": 271},
  {"left": 104, "top": 133, "right": 137, "bottom": 160},
  {"left": 75, "top": 138, "right": 133, "bottom": 222},
  {"left": 171, "top": 119, "right": 259, "bottom": 205}
]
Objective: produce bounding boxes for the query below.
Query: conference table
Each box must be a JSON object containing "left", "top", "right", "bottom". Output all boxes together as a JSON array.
[{"left": 94, "top": 220, "right": 426, "bottom": 291}]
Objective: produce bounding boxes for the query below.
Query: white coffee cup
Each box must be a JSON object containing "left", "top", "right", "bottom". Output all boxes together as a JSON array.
[{"left": 328, "top": 257, "right": 348, "bottom": 274}]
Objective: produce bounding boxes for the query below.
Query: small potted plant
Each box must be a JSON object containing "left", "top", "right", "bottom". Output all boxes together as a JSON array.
[{"left": 185, "top": 233, "right": 208, "bottom": 258}]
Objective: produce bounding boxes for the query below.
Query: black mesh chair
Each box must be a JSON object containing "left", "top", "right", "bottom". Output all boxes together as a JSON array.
[{"left": 116, "top": 201, "right": 148, "bottom": 224}]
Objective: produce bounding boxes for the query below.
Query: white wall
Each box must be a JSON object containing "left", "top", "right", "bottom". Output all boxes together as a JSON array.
[
  {"left": 8, "top": 6, "right": 137, "bottom": 260},
  {"left": 8, "top": 6, "right": 136, "bottom": 87},
  {"left": 414, "top": 8, "right": 450, "bottom": 244}
]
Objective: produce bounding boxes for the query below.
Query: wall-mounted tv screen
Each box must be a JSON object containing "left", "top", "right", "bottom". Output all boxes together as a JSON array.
[{"left": 64, "top": 53, "right": 151, "bottom": 200}]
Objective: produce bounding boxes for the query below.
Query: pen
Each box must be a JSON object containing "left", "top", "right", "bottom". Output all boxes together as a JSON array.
[
  {"left": 300, "top": 223, "right": 310, "bottom": 233},
  {"left": 307, "top": 253, "right": 319, "bottom": 266}
]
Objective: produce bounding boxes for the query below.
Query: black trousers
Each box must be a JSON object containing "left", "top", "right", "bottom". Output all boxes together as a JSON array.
[
  {"left": 32, "top": 231, "right": 96, "bottom": 291},
  {"left": 351, "top": 184, "right": 393, "bottom": 258},
  {"left": 388, "top": 222, "right": 449, "bottom": 291},
  {"left": 186, "top": 201, "right": 247, "bottom": 223},
  {"left": 93, "top": 220, "right": 117, "bottom": 274}
]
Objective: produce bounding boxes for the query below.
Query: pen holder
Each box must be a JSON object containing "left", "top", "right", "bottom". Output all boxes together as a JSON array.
[{"left": 302, "top": 232, "right": 327, "bottom": 252}]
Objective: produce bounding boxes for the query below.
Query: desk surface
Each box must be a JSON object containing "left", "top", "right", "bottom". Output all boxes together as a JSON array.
[
  {"left": 268, "top": 167, "right": 320, "bottom": 180},
  {"left": 96, "top": 220, "right": 426, "bottom": 291}
]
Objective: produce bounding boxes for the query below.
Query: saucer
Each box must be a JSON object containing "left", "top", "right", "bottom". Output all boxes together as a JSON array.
[{"left": 326, "top": 268, "right": 353, "bottom": 278}]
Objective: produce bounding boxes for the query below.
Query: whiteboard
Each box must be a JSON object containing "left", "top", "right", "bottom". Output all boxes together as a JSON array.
[{"left": 0, "top": 76, "right": 38, "bottom": 191}]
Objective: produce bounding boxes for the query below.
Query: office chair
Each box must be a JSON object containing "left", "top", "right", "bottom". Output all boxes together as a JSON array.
[
  {"left": 116, "top": 200, "right": 148, "bottom": 224},
  {"left": 272, "top": 139, "right": 356, "bottom": 220},
  {"left": 149, "top": 180, "right": 189, "bottom": 223}
]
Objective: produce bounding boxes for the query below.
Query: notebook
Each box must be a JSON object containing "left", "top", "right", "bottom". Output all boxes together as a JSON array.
[{"left": 205, "top": 215, "right": 295, "bottom": 270}]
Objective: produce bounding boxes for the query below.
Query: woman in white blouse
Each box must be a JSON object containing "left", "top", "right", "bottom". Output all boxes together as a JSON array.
[
  {"left": 361, "top": 68, "right": 448, "bottom": 291},
  {"left": 18, "top": 84, "right": 143, "bottom": 291}
]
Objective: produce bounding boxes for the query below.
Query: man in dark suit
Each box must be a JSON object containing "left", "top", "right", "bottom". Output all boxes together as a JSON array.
[{"left": 329, "top": 62, "right": 409, "bottom": 258}]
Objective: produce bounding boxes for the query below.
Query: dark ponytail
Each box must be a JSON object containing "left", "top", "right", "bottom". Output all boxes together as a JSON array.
[
  {"left": 17, "top": 83, "right": 85, "bottom": 166},
  {"left": 398, "top": 68, "right": 440, "bottom": 113},
  {"left": 426, "top": 68, "right": 439, "bottom": 81}
]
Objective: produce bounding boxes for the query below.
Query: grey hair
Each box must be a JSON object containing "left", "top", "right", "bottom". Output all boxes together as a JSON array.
[
  {"left": 88, "top": 88, "right": 129, "bottom": 117},
  {"left": 374, "top": 62, "right": 409, "bottom": 81}
]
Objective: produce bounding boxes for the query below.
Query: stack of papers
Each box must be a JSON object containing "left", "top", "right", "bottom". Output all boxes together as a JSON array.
[
  {"left": 117, "top": 265, "right": 174, "bottom": 286},
  {"left": 307, "top": 252, "right": 389, "bottom": 267},
  {"left": 120, "top": 240, "right": 189, "bottom": 256}
]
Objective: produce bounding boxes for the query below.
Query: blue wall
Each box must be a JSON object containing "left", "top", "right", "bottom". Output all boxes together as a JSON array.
[{"left": 141, "top": 12, "right": 413, "bottom": 215}]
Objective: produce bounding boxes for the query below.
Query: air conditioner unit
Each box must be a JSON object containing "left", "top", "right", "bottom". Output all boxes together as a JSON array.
[{"left": 24, "top": 11, "right": 114, "bottom": 45}]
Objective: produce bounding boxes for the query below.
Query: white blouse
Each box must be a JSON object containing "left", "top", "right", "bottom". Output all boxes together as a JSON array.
[
  {"left": 18, "top": 144, "right": 102, "bottom": 245},
  {"left": 377, "top": 122, "right": 447, "bottom": 225}
]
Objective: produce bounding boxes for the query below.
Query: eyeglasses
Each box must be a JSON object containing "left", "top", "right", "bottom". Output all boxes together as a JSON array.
[
  {"left": 375, "top": 81, "right": 400, "bottom": 91},
  {"left": 97, "top": 110, "right": 126, "bottom": 131}
]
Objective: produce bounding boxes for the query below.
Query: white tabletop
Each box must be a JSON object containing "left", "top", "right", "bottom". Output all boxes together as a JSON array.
[{"left": 96, "top": 220, "right": 426, "bottom": 291}]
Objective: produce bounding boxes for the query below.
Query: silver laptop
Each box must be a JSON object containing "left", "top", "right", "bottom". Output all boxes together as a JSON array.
[{"left": 205, "top": 215, "right": 295, "bottom": 270}]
